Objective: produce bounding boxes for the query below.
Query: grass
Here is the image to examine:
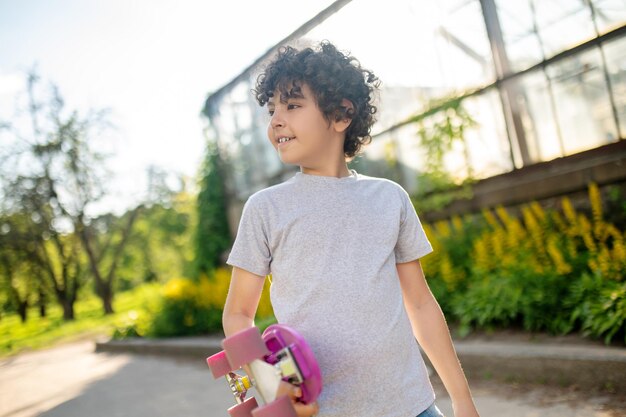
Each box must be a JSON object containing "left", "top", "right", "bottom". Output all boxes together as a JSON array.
[{"left": 0, "top": 283, "right": 161, "bottom": 358}]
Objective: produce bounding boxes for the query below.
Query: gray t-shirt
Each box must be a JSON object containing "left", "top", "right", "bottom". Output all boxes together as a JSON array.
[{"left": 226, "top": 168, "right": 435, "bottom": 417}]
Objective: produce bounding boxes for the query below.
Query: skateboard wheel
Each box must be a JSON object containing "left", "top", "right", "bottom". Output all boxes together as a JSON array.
[
  {"left": 251, "top": 395, "right": 297, "bottom": 417},
  {"left": 206, "top": 350, "right": 232, "bottom": 379},
  {"left": 223, "top": 327, "right": 269, "bottom": 370},
  {"left": 228, "top": 396, "right": 258, "bottom": 417}
]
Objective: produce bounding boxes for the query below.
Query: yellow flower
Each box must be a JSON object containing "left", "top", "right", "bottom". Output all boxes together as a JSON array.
[
  {"left": 561, "top": 197, "right": 577, "bottom": 226},
  {"left": 491, "top": 227, "right": 505, "bottom": 259},
  {"left": 473, "top": 238, "right": 490, "bottom": 272},
  {"left": 435, "top": 220, "right": 451, "bottom": 238},
  {"left": 552, "top": 212, "right": 568, "bottom": 234},
  {"left": 495, "top": 206, "right": 512, "bottom": 229},
  {"left": 547, "top": 236, "right": 571, "bottom": 275},
  {"left": 609, "top": 227, "right": 626, "bottom": 268},
  {"left": 578, "top": 214, "right": 597, "bottom": 254},
  {"left": 588, "top": 182, "right": 603, "bottom": 224},
  {"left": 482, "top": 209, "right": 500, "bottom": 229},
  {"left": 522, "top": 206, "right": 544, "bottom": 256},
  {"left": 452, "top": 215, "right": 463, "bottom": 232},
  {"left": 530, "top": 201, "right": 546, "bottom": 222},
  {"left": 440, "top": 255, "right": 458, "bottom": 290},
  {"left": 163, "top": 277, "right": 195, "bottom": 301},
  {"left": 205, "top": 268, "right": 232, "bottom": 308},
  {"left": 256, "top": 275, "right": 274, "bottom": 318}
]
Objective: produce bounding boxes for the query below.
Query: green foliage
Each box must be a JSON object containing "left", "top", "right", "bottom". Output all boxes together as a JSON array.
[
  {"left": 150, "top": 300, "right": 222, "bottom": 337},
  {"left": 194, "top": 139, "right": 231, "bottom": 279},
  {"left": 408, "top": 96, "right": 477, "bottom": 212},
  {"left": 453, "top": 268, "right": 572, "bottom": 336},
  {"left": 256, "top": 316, "right": 278, "bottom": 333},
  {"left": 148, "top": 276, "right": 223, "bottom": 337},
  {"left": 567, "top": 273, "right": 626, "bottom": 344},
  {"left": 421, "top": 184, "right": 626, "bottom": 344},
  {"left": 411, "top": 173, "right": 475, "bottom": 214},
  {"left": 145, "top": 268, "right": 274, "bottom": 338},
  {"left": 414, "top": 97, "right": 477, "bottom": 176},
  {"left": 0, "top": 283, "right": 160, "bottom": 356},
  {"left": 118, "top": 195, "right": 195, "bottom": 291}
]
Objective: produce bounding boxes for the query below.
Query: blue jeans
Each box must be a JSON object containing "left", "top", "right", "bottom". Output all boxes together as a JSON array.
[{"left": 416, "top": 402, "right": 445, "bottom": 417}]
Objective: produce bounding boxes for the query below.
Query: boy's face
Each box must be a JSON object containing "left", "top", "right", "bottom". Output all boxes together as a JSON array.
[{"left": 266, "top": 82, "right": 348, "bottom": 167}]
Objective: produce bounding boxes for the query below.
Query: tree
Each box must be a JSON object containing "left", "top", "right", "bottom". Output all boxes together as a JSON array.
[
  {"left": 0, "top": 215, "right": 36, "bottom": 322},
  {"left": 0, "top": 69, "right": 138, "bottom": 317},
  {"left": 124, "top": 190, "right": 195, "bottom": 287},
  {"left": 194, "top": 138, "right": 231, "bottom": 279},
  {"left": 77, "top": 206, "right": 143, "bottom": 314}
]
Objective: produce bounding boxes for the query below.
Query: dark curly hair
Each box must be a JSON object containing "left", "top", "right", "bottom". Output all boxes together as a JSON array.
[{"left": 254, "top": 40, "right": 380, "bottom": 160}]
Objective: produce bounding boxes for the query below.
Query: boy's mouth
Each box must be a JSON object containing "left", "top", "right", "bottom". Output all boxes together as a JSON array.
[{"left": 277, "top": 136, "right": 295, "bottom": 145}]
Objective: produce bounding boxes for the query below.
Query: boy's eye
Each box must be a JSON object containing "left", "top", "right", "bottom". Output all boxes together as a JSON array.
[
  {"left": 287, "top": 104, "right": 300, "bottom": 110},
  {"left": 268, "top": 109, "right": 275, "bottom": 116}
]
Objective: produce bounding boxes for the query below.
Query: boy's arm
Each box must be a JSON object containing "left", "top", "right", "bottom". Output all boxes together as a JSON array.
[
  {"left": 397, "top": 259, "right": 480, "bottom": 417},
  {"left": 222, "top": 266, "right": 266, "bottom": 337},
  {"left": 222, "top": 266, "right": 320, "bottom": 417}
]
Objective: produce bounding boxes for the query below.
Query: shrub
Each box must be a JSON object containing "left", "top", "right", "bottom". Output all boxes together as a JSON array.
[
  {"left": 421, "top": 183, "right": 626, "bottom": 344},
  {"left": 147, "top": 267, "right": 274, "bottom": 338},
  {"left": 567, "top": 272, "right": 626, "bottom": 344}
]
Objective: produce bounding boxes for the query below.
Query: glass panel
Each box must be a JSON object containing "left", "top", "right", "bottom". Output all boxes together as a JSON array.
[
  {"left": 364, "top": 124, "right": 430, "bottom": 194},
  {"left": 533, "top": 0, "right": 596, "bottom": 58},
  {"left": 518, "top": 69, "right": 564, "bottom": 162},
  {"left": 303, "top": 0, "right": 493, "bottom": 130},
  {"left": 495, "top": 0, "right": 544, "bottom": 72},
  {"left": 591, "top": 0, "right": 626, "bottom": 35},
  {"left": 463, "top": 89, "right": 514, "bottom": 178},
  {"left": 437, "top": 0, "right": 495, "bottom": 87},
  {"left": 603, "top": 33, "right": 626, "bottom": 138},
  {"left": 205, "top": 0, "right": 626, "bottom": 208},
  {"left": 387, "top": 108, "right": 474, "bottom": 183},
  {"left": 373, "top": 86, "right": 432, "bottom": 136},
  {"left": 547, "top": 46, "right": 619, "bottom": 155}
]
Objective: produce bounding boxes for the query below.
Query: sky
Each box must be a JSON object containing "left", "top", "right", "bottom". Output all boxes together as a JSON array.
[{"left": 0, "top": 0, "right": 336, "bottom": 214}]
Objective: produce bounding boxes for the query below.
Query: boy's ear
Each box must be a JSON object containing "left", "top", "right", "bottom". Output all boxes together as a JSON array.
[{"left": 333, "top": 98, "right": 354, "bottom": 133}]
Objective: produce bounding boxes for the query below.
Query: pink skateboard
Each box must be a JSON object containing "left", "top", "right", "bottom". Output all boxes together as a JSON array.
[{"left": 206, "top": 324, "right": 323, "bottom": 417}]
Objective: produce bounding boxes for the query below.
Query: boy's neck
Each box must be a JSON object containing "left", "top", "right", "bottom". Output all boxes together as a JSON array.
[{"left": 300, "top": 164, "right": 351, "bottom": 178}]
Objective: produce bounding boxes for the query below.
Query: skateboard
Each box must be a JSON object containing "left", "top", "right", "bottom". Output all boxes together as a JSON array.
[{"left": 206, "top": 324, "right": 322, "bottom": 417}]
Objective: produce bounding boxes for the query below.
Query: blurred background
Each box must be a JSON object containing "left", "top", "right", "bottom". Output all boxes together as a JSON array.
[
  {"left": 207, "top": 0, "right": 626, "bottom": 350},
  {"left": 0, "top": 0, "right": 625, "bottom": 388}
]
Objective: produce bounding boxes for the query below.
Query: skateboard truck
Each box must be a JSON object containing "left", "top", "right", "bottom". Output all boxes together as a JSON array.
[
  {"left": 225, "top": 372, "right": 252, "bottom": 404},
  {"left": 269, "top": 345, "right": 305, "bottom": 385},
  {"left": 248, "top": 345, "right": 305, "bottom": 404}
]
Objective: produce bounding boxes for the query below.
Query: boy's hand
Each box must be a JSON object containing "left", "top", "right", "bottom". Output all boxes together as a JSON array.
[{"left": 276, "top": 380, "right": 319, "bottom": 417}]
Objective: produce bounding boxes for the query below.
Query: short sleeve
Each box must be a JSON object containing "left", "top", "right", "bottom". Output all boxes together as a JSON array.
[
  {"left": 394, "top": 188, "right": 433, "bottom": 263},
  {"left": 225, "top": 194, "right": 272, "bottom": 277}
]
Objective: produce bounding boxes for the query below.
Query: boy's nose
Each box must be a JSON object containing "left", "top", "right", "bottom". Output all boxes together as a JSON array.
[{"left": 270, "top": 112, "right": 285, "bottom": 128}]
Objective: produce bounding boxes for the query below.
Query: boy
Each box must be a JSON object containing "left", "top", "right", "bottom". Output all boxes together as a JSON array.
[{"left": 222, "top": 40, "right": 480, "bottom": 417}]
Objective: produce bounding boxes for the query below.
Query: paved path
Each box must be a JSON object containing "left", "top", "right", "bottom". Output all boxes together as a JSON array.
[
  {"left": 0, "top": 341, "right": 232, "bottom": 417},
  {"left": 0, "top": 340, "right": 623, "bottom": 417}
]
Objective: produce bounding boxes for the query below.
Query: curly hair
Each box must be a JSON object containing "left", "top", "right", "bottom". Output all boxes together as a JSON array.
[{"left": 254, "top": 40, "right": 380, "bottom": 160}]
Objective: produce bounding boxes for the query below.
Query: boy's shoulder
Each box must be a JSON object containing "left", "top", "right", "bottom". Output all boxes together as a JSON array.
[
  {"left": 251, "top": 171, "right": 408, "bottom": 201},
  {"left": 243, "top": 172, "right": 410, "bottom": 214},
  {"left": 354, "top": 172, "right": 411, "bottom": 201},
  {"left": 357, "top": 171, "right": 407, "bottom": 189},
  {"left": 241, "top": 179, "right": 294, "bottom": 212},
  {"left": 246, "top": 177, "right": 296, "bottom": 201}
]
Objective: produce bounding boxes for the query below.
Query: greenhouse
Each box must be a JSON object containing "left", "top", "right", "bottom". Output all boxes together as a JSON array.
[{"left": 202, "top": 0, "right": 625, "bottom": 227}]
